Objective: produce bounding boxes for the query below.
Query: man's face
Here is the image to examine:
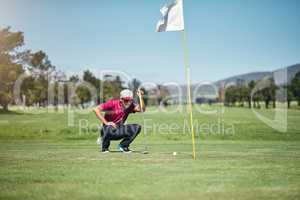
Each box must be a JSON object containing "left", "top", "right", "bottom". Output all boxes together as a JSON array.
[{"left": 121, "top": 98, "right": 133, "bottom": 108}]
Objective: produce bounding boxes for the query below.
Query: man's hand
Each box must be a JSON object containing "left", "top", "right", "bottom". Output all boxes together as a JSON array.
[
  {"left": 106, "top": 122, "right": 117, "bottom": 128},
  {"left": 94, "top": 107, "right": 117, "bottom": 128},
  {"left": 136, "top": 89, "right": 145, "bottom": 112},
  {"left": 137, "top": 89, "right": 144, "bottom": 98}
]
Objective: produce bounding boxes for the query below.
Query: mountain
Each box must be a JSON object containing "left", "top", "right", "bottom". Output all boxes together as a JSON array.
[
  {"left": 214, "top": 63, "right": 300, "bottom": 87},
  {"left": 274, "top": 63, "right": 300, "bottom": 84},
  {"left": 214, "top": 71, "right": 271, "bottom": 87},
  {"left": 166, "top": 63, "right": 300, "bottom": 101}
]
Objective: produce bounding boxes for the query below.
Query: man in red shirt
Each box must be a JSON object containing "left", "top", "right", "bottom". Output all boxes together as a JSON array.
[{"left": 94, "top": 89, "right": 145, "bottom": 153}]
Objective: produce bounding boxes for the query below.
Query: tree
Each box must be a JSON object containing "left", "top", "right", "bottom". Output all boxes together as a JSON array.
[
  {"left": 67, "top": 75, "right": 80, "bottom": 107},
  {"left": 83, "top": 70, "right": 100, "bottom": 89},
  {"left": 251, "top": 80, "right": 263, "bottom": 109},
  {"left": 270, "top": 78, "right": 278, "bottom": 108},
  {"left": 247, "top": 80, "right": 256, "bottom": 108},
  {"left": 102, "top": 75, "right": 124, "bottom": 101},
  {"left": 236, "top": 86, "right": 248, "bottom": 107},
  {"left": 225, "top": 86, "right": 238, "bottom": 106},
  {"left": 21, "top": 76, "right": 38, "bottom": 106},
  {"left": 261, "top": 78, "right": 277, "bottom": 109},
  {"left": 76, "top": 85, "right": 91, "bottom": 109},
  {"left": 50, "top": 71, "right": 67, "bottom": 109},
  {"left": 128, "top": 78, "right": 141, "bottom": 97},
  {"left": 284, "top": 84, "right": 294, "bottom": 108},
  {"left": 25, "top": 51, "right": 56, "bottom": 107},
  {"left": 291, "top": 71, "right": 300, "bottom": 106},
  {"left": 0, "top": 27, "right": 24, "bottom": 111},
  {"left": 157, "top": 84, "right": 170, "bottom": 106},
  {"left": 69, "top": 75, "right": 79, "bottom": 83},
  {"left": 83, "top": 70, "right": 101, "bottom": 104}
]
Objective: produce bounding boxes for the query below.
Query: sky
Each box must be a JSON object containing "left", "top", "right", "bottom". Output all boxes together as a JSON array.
[{"left": 0, "top": 0, "right": 299, "bottom": 84}]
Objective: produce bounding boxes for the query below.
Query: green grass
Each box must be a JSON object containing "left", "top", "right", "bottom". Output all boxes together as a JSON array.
[
  {"left": 0, "top": 106, "right": 300, "bottom": 199},
  {"left": 0, "top": 105, "right": 299, "bottom": 141},
  {"left": 0, "top": 140, "right": 299, "bottom": 200}
]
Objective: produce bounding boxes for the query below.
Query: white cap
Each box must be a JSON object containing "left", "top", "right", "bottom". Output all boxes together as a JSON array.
[{"left": 120, "top": 89, "right": 133, "bottom": 100}]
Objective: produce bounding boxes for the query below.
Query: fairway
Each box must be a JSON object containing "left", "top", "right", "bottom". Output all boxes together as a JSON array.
[
  {"left": 0, "top": 107, "right": 300, "bottom": 200},
  {"left": 1, "top": 140, "right": 299, "bottom": 200}
]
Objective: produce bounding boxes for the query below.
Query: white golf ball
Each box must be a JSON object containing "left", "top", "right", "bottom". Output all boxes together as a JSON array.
[{"left": 173, "top": 152, "right": 177, "bottom": 156}]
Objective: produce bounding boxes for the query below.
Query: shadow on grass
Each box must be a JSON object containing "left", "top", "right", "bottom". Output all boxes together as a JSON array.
[
  {"left": 0, "top": 109, "right": 34, "bottom": 115},
  {"left": 100, "top": 150, "right": 149, "bottom": 154},
  {"left": 0, "top": 109, "right": 23, "bottom": 115}
]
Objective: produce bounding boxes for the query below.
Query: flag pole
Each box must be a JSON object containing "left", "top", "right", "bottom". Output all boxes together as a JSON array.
[
  {"left": 181, "top": 30, "right": 196, "bottom": 160},
  {"left": 155, "top": 0, "right": 196, "bottom": 159}
]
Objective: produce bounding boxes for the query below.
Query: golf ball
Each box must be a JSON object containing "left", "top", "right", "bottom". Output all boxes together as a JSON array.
[{"left": 173, "top": 152, "right": 177, "bottom": 156}]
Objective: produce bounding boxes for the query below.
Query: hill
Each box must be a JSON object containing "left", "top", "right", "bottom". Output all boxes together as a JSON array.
[{"left": 214, "top": 63, "right": 300, "bottom": 87}]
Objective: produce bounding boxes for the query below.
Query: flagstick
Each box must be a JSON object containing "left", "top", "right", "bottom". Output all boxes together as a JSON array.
[{"left": 181, "top": 30, "right": 196, "bottom": 160}]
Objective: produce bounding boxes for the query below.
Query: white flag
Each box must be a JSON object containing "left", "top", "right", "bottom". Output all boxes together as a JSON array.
[{"left": 156, "top": 0, "right": 185, "bottom": 32}]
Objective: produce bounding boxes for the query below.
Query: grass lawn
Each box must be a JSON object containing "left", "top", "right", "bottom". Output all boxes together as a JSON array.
[{"left": 0, "top": 106, "right": 300, "bottom": 199}]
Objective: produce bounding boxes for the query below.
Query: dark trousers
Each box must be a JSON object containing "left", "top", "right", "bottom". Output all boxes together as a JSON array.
[{"left": 100, "top": 124, "right": 141, "bottom": 151}]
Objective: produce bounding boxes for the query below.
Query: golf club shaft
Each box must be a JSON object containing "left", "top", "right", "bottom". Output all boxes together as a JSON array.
[{"left": 138, "top": 88, "right": 147, "bottom": 152}]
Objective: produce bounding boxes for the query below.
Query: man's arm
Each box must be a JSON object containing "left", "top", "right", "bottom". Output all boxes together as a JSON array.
[{"left": 93, "top": 107, "right": 116, "bottom": 128}]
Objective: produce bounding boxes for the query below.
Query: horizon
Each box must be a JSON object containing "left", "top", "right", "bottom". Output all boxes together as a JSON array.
[{"left": 0, "top": 0, "right": 300, "bottom": 84}]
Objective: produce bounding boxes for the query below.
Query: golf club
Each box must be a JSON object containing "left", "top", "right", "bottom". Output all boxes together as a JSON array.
[{"left": 138, "top": 87, "right": 149, "bottom": 154}]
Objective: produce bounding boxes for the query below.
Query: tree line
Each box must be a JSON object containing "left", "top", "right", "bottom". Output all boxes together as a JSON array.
[
  {"left": 2, "top": 27, "right": 299, "bottom": 111},
  {"left": 223, "top": 74, "right": 300, "bottom": 109},
  {"left": 0, "top": 27, "right": 171, "bottom": 111}
]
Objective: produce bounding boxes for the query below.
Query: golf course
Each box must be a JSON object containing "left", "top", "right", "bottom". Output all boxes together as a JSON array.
[
  {"left": 1, "top": 106, "right": 299, "bottom": 200},
  {"left": 1, "top": 0, "right": 300, "bottom": 199}
]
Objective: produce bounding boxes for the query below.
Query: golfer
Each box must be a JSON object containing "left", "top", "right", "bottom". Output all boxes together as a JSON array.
[{"left": 94, "top": 89, "right": 145, "bottom": 153}]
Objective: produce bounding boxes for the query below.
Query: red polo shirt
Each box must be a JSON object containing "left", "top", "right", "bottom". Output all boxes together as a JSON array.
[{"left": 98, "top": 99, "right": 137, "bottom": 125}]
